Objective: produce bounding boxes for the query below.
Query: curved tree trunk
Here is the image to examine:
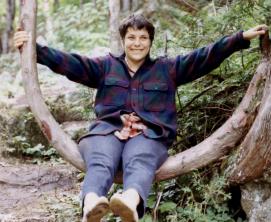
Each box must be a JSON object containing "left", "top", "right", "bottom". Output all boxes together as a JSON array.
[
  {"left": 228, "top": 32, "right": 271, "bottom": 184},
  {"left": 19, "top": 0, "right": 271, "bottom": 183},
  {"left": 19, "top": 0, "right": 85, "bottom": 171}
]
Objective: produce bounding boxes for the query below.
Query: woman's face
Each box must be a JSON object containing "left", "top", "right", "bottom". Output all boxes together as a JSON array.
[{"left": 123, "top": 27, "right": 151, "bottom": 64}]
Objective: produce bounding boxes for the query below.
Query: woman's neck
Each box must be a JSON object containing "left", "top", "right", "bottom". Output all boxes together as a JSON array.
[{"left": 125, "top": 57, "right": 145, "bottom": 75}]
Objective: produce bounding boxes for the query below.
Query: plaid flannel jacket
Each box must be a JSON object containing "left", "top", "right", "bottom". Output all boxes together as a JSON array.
[{"left": 36, "top": 31, "right": 250, "bottom": 146}]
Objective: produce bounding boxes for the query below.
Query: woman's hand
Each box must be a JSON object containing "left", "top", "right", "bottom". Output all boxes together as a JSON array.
[
  {"left": 243, "top": 24, "right": 268, "bottom": 40},
  {"left": 13, "top": 30, "right": 29, "bottom": 49}
]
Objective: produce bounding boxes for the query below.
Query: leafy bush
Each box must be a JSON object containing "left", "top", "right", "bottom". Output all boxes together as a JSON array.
[{"left": 49, "top": 0, "right": 109, "bottom": 53}]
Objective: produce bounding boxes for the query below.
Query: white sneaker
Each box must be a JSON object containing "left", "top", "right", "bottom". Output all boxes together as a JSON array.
[
  {"left": 82, "top": 194, "right": 109, "bottom": 222},
  {"left": 109, "top": 193, "right": 139, "bottom": 222}
]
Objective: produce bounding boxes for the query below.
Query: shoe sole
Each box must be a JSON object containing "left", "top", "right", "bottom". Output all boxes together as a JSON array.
[
  {"left": 110, "top": 196, "right": 138, "bottom": 222},
  {"left": 86, "top": 202, "right": 109, "bottom": 222}
]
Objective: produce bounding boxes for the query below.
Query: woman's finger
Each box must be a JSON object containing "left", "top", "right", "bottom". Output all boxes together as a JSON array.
[{"left": 253, "top": 24, "right": 268, "bottom": 31}]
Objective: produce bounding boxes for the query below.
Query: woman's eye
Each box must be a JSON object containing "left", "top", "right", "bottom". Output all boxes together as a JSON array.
[{"left": 140, "top": 36, "right": 149, "bottom": 41}]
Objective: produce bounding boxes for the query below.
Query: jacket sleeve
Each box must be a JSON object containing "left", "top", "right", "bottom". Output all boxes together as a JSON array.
[
  {"left": 36, "top": 43, "right": 104, "bottom": 88},
  {"left": 169, "top": 31, "right": 251, "bottom": 87}
]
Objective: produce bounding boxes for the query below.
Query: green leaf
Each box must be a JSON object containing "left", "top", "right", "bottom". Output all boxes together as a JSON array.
[
  {"left": 140, "top": 214, "right": 152, "bottom": 222},
  {"left": 158, "top": 201, "right": 177, "bottom": 213}
]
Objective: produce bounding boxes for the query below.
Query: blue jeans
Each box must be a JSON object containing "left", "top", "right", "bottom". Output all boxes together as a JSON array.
[{"left": 78, "top": 133, "right": 168, "bottom": 218}]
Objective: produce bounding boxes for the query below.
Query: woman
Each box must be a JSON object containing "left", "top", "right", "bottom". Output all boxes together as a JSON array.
[{"left": 14, "top": 14, "right": 267, "bottom": 222}]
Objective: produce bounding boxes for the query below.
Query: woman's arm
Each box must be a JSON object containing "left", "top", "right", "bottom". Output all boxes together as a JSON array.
[
  {"left": 168, "top": 25, "right": 268, "bottom": 87},
  {"left": 14, "top": 31, "right": 104, "bottom": 88}
]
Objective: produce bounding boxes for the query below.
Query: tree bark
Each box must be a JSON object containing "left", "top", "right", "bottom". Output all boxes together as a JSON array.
[
  {"left": 43, "top": 0, "right": 54, "bottom": 41},
  {"left": 109, "top": 0, "right": 122, "bottom": 55},
  {"left": 228, "top": 32, "right": 271, "bottom": 184},
  {"left": 19, "top": 0, "right": 85, "bottom": 171},
  {"left": 132, "top": 0, "right": 140, "bottom": 11},
  {"left": 1, "top": 0, "right": 16, "bottom": 54},
  {"left": 121, "top": 0, "right": 131, "bottom": 12}
]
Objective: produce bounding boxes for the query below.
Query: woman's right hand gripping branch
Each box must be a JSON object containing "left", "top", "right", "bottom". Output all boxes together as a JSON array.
[{"left": 13, "top": 30, "right": 29, "bottom": 49}]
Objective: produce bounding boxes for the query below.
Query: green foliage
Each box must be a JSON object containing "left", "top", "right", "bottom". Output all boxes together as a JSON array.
[
  {"left": 176, "top": 173, "right": 232, "bottom": 222},
  {"left": 7, "top": 136, "right": 57, "bottom": 159},
  {"left": 145, "top": 171, "right": 242, "bottom": 222},
  {"left": 3, "top": 110, "right": 58, "bottom": 160},
  {"left": 2, "top": 94, "right": 91, "bottom": 159},
  {"left": 47, "top": 0, "right": 109, "bottom": 52},
  {"left": 0, "top": 53, "right": 21, "bottom": 76},
  {"left": 159, "top": 201, "right": 177, "bottom": 213}
]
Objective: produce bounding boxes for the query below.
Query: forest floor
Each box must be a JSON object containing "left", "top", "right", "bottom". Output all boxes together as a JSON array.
[{"left": 0, "top": 156, "right": 82, "bottom": 222}]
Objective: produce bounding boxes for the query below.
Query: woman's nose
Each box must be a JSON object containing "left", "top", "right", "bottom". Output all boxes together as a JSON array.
[{"left": 134, "top": 38, "right": 140, "bottom": 46}]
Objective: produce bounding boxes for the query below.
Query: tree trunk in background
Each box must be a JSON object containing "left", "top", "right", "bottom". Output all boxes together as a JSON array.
[
  {"left": 122, "top": 0, "right": 131, "bottom": 12},
  {"left": 143, "top": 0, "right": 158, "bottom": 17},
  {"left": 1, "top": 0, "right": 16, "bottom": 54},
  {"left": 53, "top": 0, "right": 60, "bottom": 12},
  {"left": 109, "top": 0, "right": 122, "bottom": 55},
  {"left": 80, "top": 0, "right": 85, "bottom": 8},
  {"left": 132, "top": 0, "right": 140, "bottom": 11},
  {"left": 0, "top": 39, "right": 2, "bottom": 54},
  {"left": 43, "top": 0, "right": 54, "bottom": 41},
  {"left": 121, "top": 0, "right": 141, "bottom": 13}
]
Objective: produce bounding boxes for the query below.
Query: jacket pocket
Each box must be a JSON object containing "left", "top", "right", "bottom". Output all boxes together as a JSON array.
[
  {"left": 143, "top": 82, "right": 168, "bottom": 112},
  {"left": 103, "top": 78, "right": 129, "bottom": 106}
]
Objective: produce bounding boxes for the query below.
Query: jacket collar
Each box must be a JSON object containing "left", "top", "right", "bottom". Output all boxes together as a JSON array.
[{"left": 109, "top": 52, "right": 152, "bottom": 65}]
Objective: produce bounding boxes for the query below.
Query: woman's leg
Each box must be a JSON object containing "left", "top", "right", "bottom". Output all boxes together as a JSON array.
[
  {"left": 78, "top": 134, "right": 124, "bottom": 198},
  {"left": 120, "top": 135, "right": 168, "bottom": 218}
]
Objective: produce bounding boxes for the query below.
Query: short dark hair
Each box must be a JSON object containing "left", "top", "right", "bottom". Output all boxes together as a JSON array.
[{"left": 119, "top": 14, "right": 155, "bottom": 43}]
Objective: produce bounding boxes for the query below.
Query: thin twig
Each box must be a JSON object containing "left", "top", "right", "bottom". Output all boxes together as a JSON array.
[
  {"left": 153, "top": 191, "right": 163, "bottom": 222},
  {"left": 241, "top": 50, "right": 245, "bottom": 69},
  {"left": 164, "top": 31, "right": 168, "bottom": 57},
  {"left": 200, "top": 106, "right": 233, "bottom": 112},
  {"left": 178, "top": 85, "right": 217, "bottom": 114}
]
